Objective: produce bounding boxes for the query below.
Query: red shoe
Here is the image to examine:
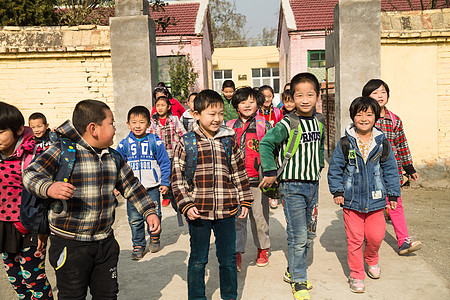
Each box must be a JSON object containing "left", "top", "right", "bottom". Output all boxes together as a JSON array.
[
  {"left": 256, "top": 248, "right": 269, "bottom": 267},
  {"left": 162, "top": 198, "right": 170, "bottom": 207},
  {"left": 236, "top": 252, "right": 242, "bottom": 272}
]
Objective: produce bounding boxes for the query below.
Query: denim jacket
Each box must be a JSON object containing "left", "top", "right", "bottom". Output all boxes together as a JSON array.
[{"left": 327, "top": 124, "right": 401, "bottom": 213}]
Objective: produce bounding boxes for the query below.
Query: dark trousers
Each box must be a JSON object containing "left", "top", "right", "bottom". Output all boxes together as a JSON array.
[
  {"left": 48, "top": 235, "right": 119, "bottom": 300},
  {"left": 187, "top": 217, "right": 237, "bottom": 300}
]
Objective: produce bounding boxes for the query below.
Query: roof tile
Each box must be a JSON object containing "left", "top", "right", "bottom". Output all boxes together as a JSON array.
[{"left": 149, "top": 2, "right": 200, "bottom": 36}]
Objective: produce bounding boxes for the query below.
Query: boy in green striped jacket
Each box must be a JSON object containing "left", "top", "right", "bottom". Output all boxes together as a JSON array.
[{"left": 259, "top": 73, "right": 324, "bottom": 300}]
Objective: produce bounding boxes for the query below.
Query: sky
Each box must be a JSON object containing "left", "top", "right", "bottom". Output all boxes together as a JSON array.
[{"left": 234, "top": 0, "right": 280, "bottom": 39}]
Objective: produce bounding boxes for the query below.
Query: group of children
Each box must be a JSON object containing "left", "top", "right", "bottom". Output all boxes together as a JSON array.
[{"left": 0, "top": 73, "right": 421, "bottom": 300}]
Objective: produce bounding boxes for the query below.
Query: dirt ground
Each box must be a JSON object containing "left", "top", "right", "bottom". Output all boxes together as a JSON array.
[{"left": 391, "top": 187, "right": 450, "bottom": 286}]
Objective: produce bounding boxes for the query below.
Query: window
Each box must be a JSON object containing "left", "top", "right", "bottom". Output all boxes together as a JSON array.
[
  {"left": 308, "top": 50, "right": 326, "bottom": 68},
  {"left": 213, "top": 70, "right": 233, "bottom": 92},
  {"left": 251, "top": 67, "right": 280, "bottom": 94},
  {"left": 157, "top": 55, "right": 184, "bottom": 89}
]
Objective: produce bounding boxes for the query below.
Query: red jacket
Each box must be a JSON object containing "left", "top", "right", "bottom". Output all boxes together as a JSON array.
[{"left": 151, "top": 97, "right": 186, "bottom": 118}]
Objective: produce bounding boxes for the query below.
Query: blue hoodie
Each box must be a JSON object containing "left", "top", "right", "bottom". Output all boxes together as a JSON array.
[
  {"left": 327, "top": 124, "right": 401, "bottom": 213},
  {"left": 117, "top": 132, "right": 171, "bottom": 188}
]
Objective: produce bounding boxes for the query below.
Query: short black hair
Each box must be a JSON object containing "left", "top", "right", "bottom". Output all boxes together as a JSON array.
[
  {"left": 231, "top": 86, "right": 264, "bottom": 110},
  {"left": 153, "top": 86, "right": 170, "bottom": 100},
  {"left": 290, "top": 72, "right": 320, "bottom": 98},
  {"left": 187, "top": 92, "right": 198, "bottom": 102},
  {"left": 29, "top": 112, "right": 47, "bottom": 125},
  {"left": 194, "top": 90, "right": 224, "bottom": 113},
  {"left": 72, "top": 99, "right": 110, "bottom": 135},
  {"left": 259, "top": 85, "right": 274, "bottom": 96},
  {"left": 349, "top": 96, "right": 381, "bottom": 122},
  {"left": 127, "top": 106, "right": 150, "bottom": 123},
  {"left": 362, "top": 79, "right": 390, "bottom": 99},
  {"left": 0, "top": 101, "right": 24, "bottom": 138},
  {"left": 282, "top": 89, "right": 292, "bottom": 102},
  {"left": 222, "top": 80, "right": 235, "bottom": 90},
  {"left": 284, "top": 82, "right": 291, "bottom": 91}
]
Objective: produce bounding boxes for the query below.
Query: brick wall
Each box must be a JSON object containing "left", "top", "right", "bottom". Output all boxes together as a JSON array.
[{"left": 0, "top": 26, "right": 112, "bottom": 128}]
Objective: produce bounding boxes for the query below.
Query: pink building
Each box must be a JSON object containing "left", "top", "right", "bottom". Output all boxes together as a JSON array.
[{"left": 150, "top": 0, "right": 213, "bottom": 93}]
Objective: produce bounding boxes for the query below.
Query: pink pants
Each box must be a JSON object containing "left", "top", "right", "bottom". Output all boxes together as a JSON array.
[
  {"left": 386, "top": 196, "right": 409, "bottom": 247},
  {"left": 343, "top": 208, "right": 386, "bottom": 280}
]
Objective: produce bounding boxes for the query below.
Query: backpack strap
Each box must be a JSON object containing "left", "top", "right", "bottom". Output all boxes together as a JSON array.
[
  {"left": 147, "top": 133, "right": 157, "bottom": 157},
  {"left": 388, "top": 110, "right": 398, "bottom": 131},
  {"left": 49, "top": 131, "right": 59, "bottom": 143},
  {"left": 221, "top": 136, "right": 233, "bottom": 171},
  {"left": 21, "top": 145, "right": 39, "bottom": 174},
  {"left": 109, "top": 148, "right": 123, "bottom": 173},
  {"left": 277, "top": 113, "right": 302, "bottom": 178},
  {"left": 273, "top": 107, "right": 281, "bottom": 122},
  {"left": 340, "top": 136, "right": 351, "bottom": 165},
  {"left": 226, "top": 119, "right": 237, "bottom": 129},
  {"left": 122, "top": 137, "right": 129, "bottom": 155},
  {"left": 183, "top": 132, "right": 198, "bottom": 192},
  {"left": 255, "top": 115, "right": 266, "bottom": 141},
  {"left": 380, "top": 138, "right": 391, "bottom": 163}
]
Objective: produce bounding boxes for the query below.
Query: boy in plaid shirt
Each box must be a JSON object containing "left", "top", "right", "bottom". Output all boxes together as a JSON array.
[
  {"left": 363, "top": 79, "right": 422, "bottom": 255},
  {"left": 23, "top": 100, "right": 160, "bottom": 299},
  {"left": 171, "top": 90, "right": 253, "bottom": 300}
]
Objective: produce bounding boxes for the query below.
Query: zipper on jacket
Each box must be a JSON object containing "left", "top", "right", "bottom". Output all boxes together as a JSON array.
[{"left": 209, "top": 138, "right": 217, "bottom": 218}]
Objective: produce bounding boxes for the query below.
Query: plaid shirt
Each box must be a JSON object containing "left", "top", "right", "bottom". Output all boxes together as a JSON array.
[
  {"left": 149, "top": 114, "right": 186, "bottom": 159},
  {"left": 375, "top": 108, "right": 415, "bottom": 183},
  {"left": 23, "top": 120, "right": 156, "bottom": 242},
  {"left": 171, "top": 123, "right": 253, "bottom": 220}
]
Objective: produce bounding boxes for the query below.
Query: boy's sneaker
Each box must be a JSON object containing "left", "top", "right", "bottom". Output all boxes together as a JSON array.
[
  {"left": 256, "top": 248, "right": 269, "bottom": 267},
  {"left": 236, "top": 252, "right": 242, "bottom": 272},
  {"left": 366, "top": 264, "right": 381, "bottom": 279},
  {"left": 398, "top": 239, "right": 423, "bottom": 255},
  {"left": 348, "top": 276, "right": 365, "bottom": 293},
  {"left": 162, "top": 198, "right": 170, "bottom": 207},
  {"left": 283, "top": 268, "right": 312, "bottom": 289},
  {"left": 291, "top": 282, "right": 310, "bottom": 300},
  {"left": 131, "top": 246, "right": 146, "bottom": 260},
  {"left": 269, "top": 198, "right": 278, "bottom": 209},
  {"left": 149, "top": 236, "right": 161, "bottom": 253}
]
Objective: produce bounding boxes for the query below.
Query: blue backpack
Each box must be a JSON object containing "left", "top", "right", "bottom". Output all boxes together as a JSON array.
[
  {"left": 120, "top": 134, "right": 158, "bottom": 159},
  {"left": 20, "top": 138, "right": 122, "bottom": 234},
  {"left": 183, "top": 131, "right": 233, "bottom": 192}
]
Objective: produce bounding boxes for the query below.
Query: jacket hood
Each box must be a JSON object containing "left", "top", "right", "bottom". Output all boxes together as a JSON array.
[
  {"left": 182, "top": 110, "right": 194, "bottom": 119},
  {"left": 56, "top": 120, "right": 96, "bottom": 153},
  {"left": 192, "top": 122, "right": 235, "bottom": 140},
  {"left": 12, "top": 126, "right": 35, "bottom": 158}
]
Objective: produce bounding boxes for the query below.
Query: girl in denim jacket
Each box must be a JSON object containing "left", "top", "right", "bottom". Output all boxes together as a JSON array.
[{"left": 327, "top": 97, "right": 401, "bottom": 294}]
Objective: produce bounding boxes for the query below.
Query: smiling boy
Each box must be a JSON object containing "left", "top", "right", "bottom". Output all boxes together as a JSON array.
[
  {"left": 23, "top": 100, "right": 160, "bottom": 299},
  {"left": 171, "top": 90, "right": 253, "bottom": 300},
  {"left": 28, "top": 112, "right": 58, "bottom": 149}
]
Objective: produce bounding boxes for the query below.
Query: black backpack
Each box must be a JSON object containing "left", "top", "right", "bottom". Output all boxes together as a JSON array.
[{"left": 20, "top": 139, "right": 122, "bottom": 234}]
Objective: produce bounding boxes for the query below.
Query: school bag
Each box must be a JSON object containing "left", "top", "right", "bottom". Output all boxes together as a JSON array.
[
  {"left": 20, "top": 139, "right": 122, "bottom": 235},
  {"left": 339, "top": 136, "right": 391, "bottom": 164},
  {"left": 226, "top": 115, "right": 267, "bottom": 142},
  {"left": 387, "top": 110, "right": 398, "bottom": 131},
  {"left": 261, "top": 113, "right": 324, "bottom": 198}
]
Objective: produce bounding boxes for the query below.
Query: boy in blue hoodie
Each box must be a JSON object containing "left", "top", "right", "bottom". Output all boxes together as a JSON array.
[{"left": 117, "top": 106, "right": 171, "bottom": 259}]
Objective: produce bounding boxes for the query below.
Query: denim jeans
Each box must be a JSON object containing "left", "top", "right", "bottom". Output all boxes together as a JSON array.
[
  {"left": 280, "top": 181, "right": 319, "bottom": 283},
  {"left": 127, "top": 186, "right": 161, "bottom": 248},
  {"left": 187, "top": 217, "right": 237, "bottom": 300}
]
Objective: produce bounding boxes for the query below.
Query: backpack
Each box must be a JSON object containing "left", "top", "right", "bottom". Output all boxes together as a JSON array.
[
  {"left": 226, "top": 115, "right": 267, "bottom": 142},
  {"left": 120, "top": 134, "right": 157, "bottom": 159},
  {"left": 183, "top": 131, "right": 233, "bottom": 192},
  {"left": 20, "top": 138, "right": 122, "bottom": 234},
  {"left": 339, "top": 136, "right": 391, "bottom": 164},
  {"left": 387, "top": 110, "right": 398, "bottom": 131}
]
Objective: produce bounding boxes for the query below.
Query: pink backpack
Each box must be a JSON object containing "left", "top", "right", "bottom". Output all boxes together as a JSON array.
[
  {"left": 387, "top": 110, "right": 398, "bottom": 131},
  {"left": 226, "top": 115, "right": 267, "bottom": 141}
]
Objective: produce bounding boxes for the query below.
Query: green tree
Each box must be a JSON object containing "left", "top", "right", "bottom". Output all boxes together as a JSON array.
[
  {"left": 0, "top": 0, "right": 58, "bottom": 26},
  {"left": 168, "top": 52, "right": 199, "bottom": 101},
  {"left": 250, "top": 26, "right": 277, "bottom": 46},
  {"left": 210, "top": 0, "right": 248, "bottom": 48}
]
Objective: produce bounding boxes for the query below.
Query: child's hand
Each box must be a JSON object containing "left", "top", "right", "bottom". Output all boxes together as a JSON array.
[
  {"left": 47, "top": 182, "right": 75, "bottom": 200},
  {"left": 146, "top": 214, "right": 161, "bottom": 235},
  {"left": 36, "top": 234, "right": 49, "bottom": 250},
  {"left": 237, "top": 207, "right": 248, "bottom": 219},
  {"left": 186, "top": 206, "right": 200, "bottom": 220},
  {"left": 113, "top": 189, "right": 120, "bottom": 197},
  {"left": 259, "top": 176, "right": 277, "bottom": 190},
  {"left": 410, "top": 172, "right": 419, "bottom": 181},
  {"left": 159, "top": 185, "right": 169, "bottom": 195},
  {"left": 389, "top": 200, "right": 398, "bottom": 210},
  {"left": 333, "top": 196, "right": 344, "bottom": 206}
]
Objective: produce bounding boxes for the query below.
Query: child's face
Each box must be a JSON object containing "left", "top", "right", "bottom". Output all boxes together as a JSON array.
[
  {"left": 94, "top": 109, "right": 116, "bottom": 148},
  {"left": 292, "top": 82, "right": 318, "bottom": 117},
  {"left": 29, "top": 118, "right": 48, "bottom": 138},
  {"left": 127, "top": 113, "right": 150, "bottom": 139},
  {"left": 261, "top": 89, "right": 274, "bottom": 109},
  {"left": 187, "top": 95, "right": 196, "bottom": 111},
  {"left": 0, "top": 127, "right": 22, "bottom": 156},
  {"left": 237, "top": 96, "right": 258, "bottom": 120},
  {"left": 155, "top": 100, "right": 170, "bottom": 118},
  {"left": 155, "top": 91, "right": 166, "bottom": 99},
  {"left": 222, "top": 87, "right": 235, "bottom": 101},
  {"left": 193, "top": 103, "right": 224, "bottom": 138},
  {"left": 369, "top": 85, "right": 389, "bottom": 109},
  {"left": 353, "top": 106, "right": 376, "bottom": 135},
  {"left": 282, "top": 96, "right": 296, "bottom": 113}
]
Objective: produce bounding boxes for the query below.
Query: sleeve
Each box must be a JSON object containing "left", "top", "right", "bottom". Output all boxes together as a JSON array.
[
  {"left": 381, "top": 140, "right": 402, "bottom": 198},
  {"left": 394, "top": 118, "right": 415, "bottom": 174},
  {"left": 115, "top": 159, "right": 156, "bottom": 218},
  {"left": 229, "top": 137, "right": 253, "bottom": 209},
  {"left": 22, "top": 143, "right": 62, "bottom": 198},
  {"left": 171, "top": 139, "right": 195, "bottom": 215},
  {"left": 155, "top": 135, "right": 171, "bottom": 187},
  {"left": 259, "top": 119, "right": 290, "bottom": 176},
  {"left": 116, "top": 139, "right": 127, "bottom": 162},
  {"left": 173, "top": 99, "right": 186, "bottom": 116},
  {"left": 327, "top": 139, "right": 346, "bottom": 196}
]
